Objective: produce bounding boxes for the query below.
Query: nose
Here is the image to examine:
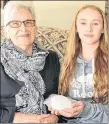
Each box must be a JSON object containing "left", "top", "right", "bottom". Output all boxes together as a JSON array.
[
  {"left": 19, "top": 23, "right": 26, "bottom": 32},
  {"left": 86, "top": 24, "right": 93, "bottom": 32}
]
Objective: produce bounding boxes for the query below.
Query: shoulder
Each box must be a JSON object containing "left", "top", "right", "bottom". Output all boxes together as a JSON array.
[
  {"left": 46, "top": 50, "right": 60, "bottom": 62},
  {"left": 40, "top": 50, "right": 60, "bottom": 74},
  {"left": 45, "top": 50, "right": 60, "bottom": 68}
]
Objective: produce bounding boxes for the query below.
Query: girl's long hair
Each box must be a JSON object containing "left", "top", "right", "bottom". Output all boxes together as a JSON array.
[{"left": 59, "top": 5, "right": 108, "bottom": 104}]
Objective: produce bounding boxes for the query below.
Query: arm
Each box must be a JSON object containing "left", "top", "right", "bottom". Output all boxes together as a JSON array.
[
  {"left": 0, "top": 97, "right": 16, "bottom": 123},
  {"left": 40, "top": 51, "right": 60, "bottom": 99},
  {"left": 59, "top": 101, "right": 108, "bottom": 123},
  {"left": 52, "top": 51, "right": 60, "bottom": 94},
  {"left": 77, "top": 102, "right": 108, "bottom": 123},
  {"left": 0, "top": 63, "right": 22, "bottom": 123},
  {"left": 13, "top": 52, "right": 60, "bottom": 123},
  {"left": 48, "top": 101, "right": 108, "bottom": 123},
  {"left": 13, "top": 113, "right": 51, "bottom": 123},
  {"left": 46, "top": 51, "right": 60, "bottom": 123}
]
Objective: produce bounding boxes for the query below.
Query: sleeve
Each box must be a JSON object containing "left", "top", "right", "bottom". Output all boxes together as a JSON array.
[
  {"left": 51, "top": 51, "right": 60, "bottom": 94},
  {"left": 50, "top": 53, "right": 68, "bottom": 123},
  {"left": 0, "top": 63, "right": 22, "bottom": 123},
  {"left": 42, "top": 50, "right": 60, "bottom": 99},
  {"left": 0, "top": 97, "right": 16, "bottom": 123},
  {"left": 43, "top": 51, "right": 60, "bottom": 114},
  {"left": 77, "top": 102, "right": 108, "bottom": 123}
]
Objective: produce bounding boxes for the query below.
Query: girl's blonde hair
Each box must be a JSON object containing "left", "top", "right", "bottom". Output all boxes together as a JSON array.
[{"left": 59, "top": 5, "right": 108, "bottom": 104}]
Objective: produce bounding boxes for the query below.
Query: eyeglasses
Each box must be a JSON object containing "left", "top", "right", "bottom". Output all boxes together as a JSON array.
[{"left": 6, "top": 20, "right": 36, "bottom": 28}]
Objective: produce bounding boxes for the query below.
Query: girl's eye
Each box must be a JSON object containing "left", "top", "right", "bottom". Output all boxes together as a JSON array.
[
  {"left": 81, "top": 22, "right": 86, "bottom": 25},
  {"left": 93, "top": 23, "right": 99, "bottom": 25}
]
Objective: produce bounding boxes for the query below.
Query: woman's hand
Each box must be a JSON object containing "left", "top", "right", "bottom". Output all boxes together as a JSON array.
[
  {"left": 59, "top": 101, "right": 84, "bottom": 117},
  {"left": 42, "top": 114, "right": 58, "bottom": 123},
  {"left": 13, "top": 113, "right": 51, "bottom": 123}
]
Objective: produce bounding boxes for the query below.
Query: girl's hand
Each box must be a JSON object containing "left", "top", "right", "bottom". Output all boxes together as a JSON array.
[
  {"left": 48, "top": 105, "right": 60, "bottom": 115},
  {"left": 59, "top": 101, "right": 84, "bottom": 118}
]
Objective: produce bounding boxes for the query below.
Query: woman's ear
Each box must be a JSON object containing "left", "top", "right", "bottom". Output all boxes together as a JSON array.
[{"left": 5, "top": 27, "right": 10, "bottom": 40}]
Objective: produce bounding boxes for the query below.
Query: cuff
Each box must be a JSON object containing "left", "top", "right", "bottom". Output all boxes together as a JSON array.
[{"left": 76, "top": 102, "right": 92, "bottom": 117}]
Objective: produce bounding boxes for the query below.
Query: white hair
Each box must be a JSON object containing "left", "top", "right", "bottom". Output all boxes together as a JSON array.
[{"left": 4, "top": 1, "right": 36, "bottom": 26}]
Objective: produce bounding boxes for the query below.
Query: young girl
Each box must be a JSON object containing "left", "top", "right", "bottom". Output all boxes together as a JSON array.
[{"left": 49, "top": 5, "right": 108, "bottom": 123}]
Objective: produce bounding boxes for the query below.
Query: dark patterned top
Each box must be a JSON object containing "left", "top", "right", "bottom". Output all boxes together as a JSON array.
[{"left": 1, "top": 50, "right": 60, "bottom": 122}]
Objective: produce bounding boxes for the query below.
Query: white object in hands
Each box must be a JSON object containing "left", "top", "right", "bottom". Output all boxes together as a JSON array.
[{"left": 44, "top": 94, "right": 75, "bottom": 110}]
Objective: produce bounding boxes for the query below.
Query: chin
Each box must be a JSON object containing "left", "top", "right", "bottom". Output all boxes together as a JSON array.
[
  {"left": 85, "top": 42, "right": 98, "bottom": 45},
  {"left": 18, "top": 40, "right": 34, "bottom": 45},
  {"left": 83, "top": 39, "right": 98, "bottom": 45}
]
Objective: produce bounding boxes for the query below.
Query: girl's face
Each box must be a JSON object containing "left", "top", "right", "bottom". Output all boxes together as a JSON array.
[{"left": 76, "top": 8, "right": 104, "bottom": 45}]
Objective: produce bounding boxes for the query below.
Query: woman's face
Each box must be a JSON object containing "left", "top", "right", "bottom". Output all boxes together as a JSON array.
[
  {"left": 7, "top": 8, "right": 36, "bottom": 47},
  {"left": 76, "top": 8, "right": 103, "bottom": 45}
]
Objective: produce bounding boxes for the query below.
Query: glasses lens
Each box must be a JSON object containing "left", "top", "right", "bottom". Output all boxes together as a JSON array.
[
  {"left": 9, "top": 21, "right": 21, "bottom": 28},
  {"left": 7, "top": 20, "right": 35, "bottom": 28},
  {"left": 24, "top": 20, "right": 35, "bottom": 27}
]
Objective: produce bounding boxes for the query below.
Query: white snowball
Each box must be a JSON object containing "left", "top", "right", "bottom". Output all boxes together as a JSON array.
[
  {"left": 44, "top": 94, "right": 75, "bottom": 110},
  {"left": 51, "top": 95, "right": 73, "bottom": 110}
]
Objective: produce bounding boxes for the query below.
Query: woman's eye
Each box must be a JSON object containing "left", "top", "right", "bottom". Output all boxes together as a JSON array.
[
  {"left": 25, "top": 21, "right": 32, "bottom": 25},
  {"left": 13, "top": 22, "right": 18, "bottom": 25},
  {"left": 26, "top": 21, "right": 31, "bottom": 24},
  {"left": 12, "top": 22, "right": 19, "bottom": 26}
]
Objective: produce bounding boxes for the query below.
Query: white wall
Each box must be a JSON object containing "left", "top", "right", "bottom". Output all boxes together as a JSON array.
[
  {"left": 1, "top": 1, "right": 106, "bottom": 30},
  {"left": 32, "top": 1, "right": 105, "bottom": 29}
]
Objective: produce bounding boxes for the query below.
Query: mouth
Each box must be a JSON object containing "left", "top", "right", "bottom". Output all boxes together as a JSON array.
[
  {"left": 84, "top": 34, "right": 93, "bottom": 37},
  {"left": 18, "top": 34, "right": 29, "bottom": 37}
]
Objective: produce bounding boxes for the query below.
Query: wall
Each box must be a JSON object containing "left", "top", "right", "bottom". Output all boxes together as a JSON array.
[
  {"left": 1, "top": 1, "right": 106, "bottom": 29},
  {"left": 32, "top": 1, "right": 106, "bottom": 29}
]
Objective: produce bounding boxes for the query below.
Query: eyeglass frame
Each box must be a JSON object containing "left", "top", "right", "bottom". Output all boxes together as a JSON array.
[{"left": 6, "top": 20, "right": 36, "bottom": 28}]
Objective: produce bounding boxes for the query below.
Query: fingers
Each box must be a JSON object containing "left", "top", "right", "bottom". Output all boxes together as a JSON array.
[
  {"left": 40, "top": 114, "right": 51, "bottom": 118},
  {"left": 72, "top": 106, "right": 83, "bottom": 117},
  {"left": 48, "top": 105, "right": 52, "bottom": 111},
  {"left": 59, "top": 101, "right": 84, "bottom": 118},
  {"left": 48, "top": 105, "right": 60, "bottom": 115},
  {"left": 39, "top": 114, "right": 51, "bottom": 123},
  {"left": 72, "top": 101, "right": 84, "bottom": 108},
  {"left": 54, "top": 110, "right": 60, "bottom": 115},
  {"left": 51, "top": 108, "right": 55, "bottom": 114},
  {"left": 59, "top": 110, "right": 73, "bottom": 117},
  {"left": 72, "top": 101, "right": 84, "bottom": 116},
  {"left": 51, "top": 108, "right": 60, "bottom": 115}
]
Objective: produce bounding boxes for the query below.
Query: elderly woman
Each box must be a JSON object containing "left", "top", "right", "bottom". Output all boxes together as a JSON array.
[{"left": 1, "top": 1, "right": 60, "bottom": 123}]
